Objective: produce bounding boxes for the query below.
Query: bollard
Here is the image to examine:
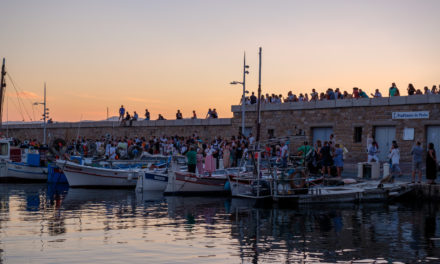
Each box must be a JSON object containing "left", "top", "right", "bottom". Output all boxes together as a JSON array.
[{"left": 357, "top": 162, "right": 363, "bottom": 178}]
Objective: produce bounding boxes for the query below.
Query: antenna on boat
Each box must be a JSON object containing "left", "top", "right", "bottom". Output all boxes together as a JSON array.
[{"left": 1, "top": 58, "right": 6, "bottom": 127}]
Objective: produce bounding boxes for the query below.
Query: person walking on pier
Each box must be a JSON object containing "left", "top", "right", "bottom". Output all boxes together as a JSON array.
[
  {"left": 411, "top": 141, "right": 424, "bottom": 183},
  {"left": 426, "top": 143, "right": 437, "bottom": 184}
]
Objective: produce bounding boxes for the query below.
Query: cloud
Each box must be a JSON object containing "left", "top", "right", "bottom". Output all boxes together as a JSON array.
[{"left": 6, "top": 91, "right": 41, "bottom": 99}]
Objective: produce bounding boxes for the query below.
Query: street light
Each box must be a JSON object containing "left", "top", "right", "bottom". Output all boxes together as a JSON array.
[
  {"left": 230, "top": 53, "right": 249, "bottom": 136},
  {"left": 33, "top": 83, "right": 49, "bottom": 145}
]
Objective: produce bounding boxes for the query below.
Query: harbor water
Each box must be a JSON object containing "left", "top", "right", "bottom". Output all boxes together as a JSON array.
[{"left": 0, "top": 183, "right": 440, "bottom": 263}]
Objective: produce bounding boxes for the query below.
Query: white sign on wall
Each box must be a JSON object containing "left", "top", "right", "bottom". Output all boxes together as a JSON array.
[
  {"left": 403, "top": 127, "right": 414, "bottom": 140},
  {"left": 392, "top": 111, "right": 429, "bottom": 119}
]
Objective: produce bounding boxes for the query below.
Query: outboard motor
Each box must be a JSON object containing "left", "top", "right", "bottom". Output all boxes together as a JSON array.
[{"left": 48, "top": 138, "right": 67, "bottom": 160}]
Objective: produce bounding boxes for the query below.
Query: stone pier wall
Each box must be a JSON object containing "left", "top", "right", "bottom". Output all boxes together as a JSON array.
[
  {"left": 1, "top": 118, "right": 235, "bottom": 142},
  {"left": 231, "top": 94, "right": 440, "bottom": 164},
  {"left": 2, "top": 94, "right": 440, "bottom": 165}
]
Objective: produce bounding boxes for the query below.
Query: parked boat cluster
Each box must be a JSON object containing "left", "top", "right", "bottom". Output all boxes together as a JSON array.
[{"left": 0, "top": 138, "right": 414, "bottom": 205}]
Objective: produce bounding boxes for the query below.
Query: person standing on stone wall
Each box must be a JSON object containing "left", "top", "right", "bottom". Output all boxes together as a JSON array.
[
  {"left": 411, "top": 141, "right": 424, "bottom": 183},
  {"left": 119, "top": 105, "right": 125, "bottom": 121},
  {"left": 144, "top": 109, "right": 150, "bottom": 120},
  {"left": 426, "top": 142, "right": 437, "bottom": 184}
]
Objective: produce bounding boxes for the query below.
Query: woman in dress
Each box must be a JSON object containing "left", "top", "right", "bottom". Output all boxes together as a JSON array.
[
  {"left": 333, "top": 143, "right": 344, "bottom": 178},
  {"left": 204, "top": 145, "right": 216, "bottom": 176},
  {"left": 426, "top": 143, "right": 437, "bottom": 184},
  {"left": 196, "top": 148, "right": 204, "bottom": 175}
]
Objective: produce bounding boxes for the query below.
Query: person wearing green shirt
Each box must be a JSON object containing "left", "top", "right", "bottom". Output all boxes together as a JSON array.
[
  {"left": 186, "top": 147, "right": 197, "bottom": 173},
  {"left": 359, "top": 89, "right": 369, "bottom": 98},
  {"left": 297, "top": 141, "right": 312, "bottom": 166},
  {"left": 389, "top": 82, "right": 398, "bottom": 96}
]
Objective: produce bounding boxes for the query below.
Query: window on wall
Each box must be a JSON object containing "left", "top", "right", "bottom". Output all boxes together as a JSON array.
[
  {"left": 268, "top": 129, "right": 275, "bottom": 139},
  {"left": 354, "top": 127, "right": 362, "bottom": 143}
]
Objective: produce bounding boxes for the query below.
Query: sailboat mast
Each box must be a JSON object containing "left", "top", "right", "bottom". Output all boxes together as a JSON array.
[
  {"left": 256, "top": 48, "right": 262, "bottom": 147},
  {"left": 43, "top": 83, "right": 47, "bottom": 145},
  {"left": 0, "top": 58, "right": 6, "bottom": 126}
]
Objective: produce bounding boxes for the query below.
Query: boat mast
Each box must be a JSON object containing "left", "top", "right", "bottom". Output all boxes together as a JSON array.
[
  {"left": 43, "top": 83, "right": 47, "bottom": 145},
  {"left": 256, "top": 47, "right": 262, "bottom": 198},
  {"left": 0, "top": 58, "right": 6, "bottom": 127},
  {"left": 256, "top": 47, "right": 262, "bottom": 148}
]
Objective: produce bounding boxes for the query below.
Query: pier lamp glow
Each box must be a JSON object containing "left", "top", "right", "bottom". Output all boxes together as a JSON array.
[{"left": 230, "top": 53, "right": 249, "bottom": 136}]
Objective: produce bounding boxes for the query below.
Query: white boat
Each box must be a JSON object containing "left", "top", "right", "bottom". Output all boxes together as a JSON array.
[
  {"left": 273, "top": 179, "right": 414, "bottom": 204},
  {"left": 164, "top": 170, "right": 229, "bottom": 195},
  {"left": 0, "top": 139, "right": 47, "bottom": 182},
  {"left": 135, "top": 169, "right": 169, "bottom": 192},
  {"left": 56, "top": 160, "right": 139, "bottom": 188},
  {"left": 5, "top": 161, "right": 47, "bottom": 181}
]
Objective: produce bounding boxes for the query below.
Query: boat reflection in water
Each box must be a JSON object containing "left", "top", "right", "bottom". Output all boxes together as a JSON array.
[
  {"left": 228, "top": 202, "right": 440, "bottom": 263},
  {"left": 0, "top": 183, "right": 440, "bottom": 263}
]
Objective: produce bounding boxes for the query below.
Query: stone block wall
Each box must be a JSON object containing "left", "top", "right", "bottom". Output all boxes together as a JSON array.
[
  {"left": 2, "top": 94, "right": 440, "bottom": 165},
  {"left": 1, "top": 118, "right": 235, "bottom": 142},
  {"left": 231, "top": 95, "right": 440, "bottom": 164}
]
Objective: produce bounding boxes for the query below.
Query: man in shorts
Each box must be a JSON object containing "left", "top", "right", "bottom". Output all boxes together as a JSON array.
[{"left": 411, "top": 141, "right": 424, "bottom": 183}]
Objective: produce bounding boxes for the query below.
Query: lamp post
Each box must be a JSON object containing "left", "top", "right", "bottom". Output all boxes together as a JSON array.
[
  {"left": 33, "top": 83, "right": 49, "bottom": 145},
  {"left": 230, "top": 53, "right": 249, "bottom": 136}
]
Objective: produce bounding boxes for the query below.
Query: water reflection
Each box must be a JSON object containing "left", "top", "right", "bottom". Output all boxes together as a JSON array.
[{"left": 0, "top": 184, "right": 439, "bottom": 263}]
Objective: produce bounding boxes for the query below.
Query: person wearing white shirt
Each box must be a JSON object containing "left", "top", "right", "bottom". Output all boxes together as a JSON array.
[
  {"left": 388, "top": 142, "right": 402, "bottom": 178},
  {"left": 280, "top": 142, "right": 289, "bottom": 168}
]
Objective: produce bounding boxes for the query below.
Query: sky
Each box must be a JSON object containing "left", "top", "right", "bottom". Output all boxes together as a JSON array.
[{"left": 1, "top": 0, "right": 440, "bottom": 122}]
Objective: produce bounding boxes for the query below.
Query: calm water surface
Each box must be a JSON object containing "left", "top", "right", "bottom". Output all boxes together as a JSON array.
[{"left": 0, "top": 183, "right": 439, "bottom": 263}]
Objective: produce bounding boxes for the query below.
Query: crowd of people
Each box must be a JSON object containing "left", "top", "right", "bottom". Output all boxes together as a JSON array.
[
  {"left": 242, "top": 83, "right": 440, "bottom": 105},
  {"left": 117, "top": 105, "right": 218, "bottom": 126},
  {"left": 13, "top": 131, "right": 437, "bottom": 183}
]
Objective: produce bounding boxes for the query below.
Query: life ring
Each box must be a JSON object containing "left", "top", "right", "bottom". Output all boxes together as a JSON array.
[{"left": 287, "top": 169, "right": 306, "bottom": 189}]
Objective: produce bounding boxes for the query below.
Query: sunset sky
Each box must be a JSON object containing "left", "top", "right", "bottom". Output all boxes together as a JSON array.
[{"left": 1, "top": 0, "right": 440, "bottom": 122}]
